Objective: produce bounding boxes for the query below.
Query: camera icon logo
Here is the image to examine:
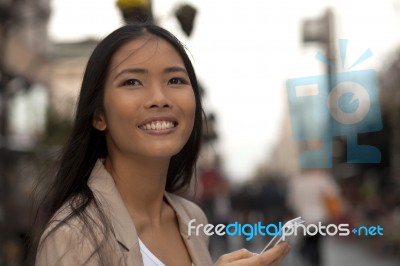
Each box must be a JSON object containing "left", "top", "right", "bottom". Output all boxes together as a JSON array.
[
  {"left": 287, "top": 40, "right": 382, "bottom": 168},
  {"left": 329, "top": 81, "right": 370, "bottom": 125}
]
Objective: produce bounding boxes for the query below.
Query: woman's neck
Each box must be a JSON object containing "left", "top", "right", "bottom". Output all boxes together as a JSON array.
[{"left": 104, "top": 155, "right": 170, "bottom": 225}]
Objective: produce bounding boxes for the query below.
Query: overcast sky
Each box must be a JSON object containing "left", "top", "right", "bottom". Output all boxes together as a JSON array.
[{"left": 49, "top": 0, "right": 400, "bottom": 182}]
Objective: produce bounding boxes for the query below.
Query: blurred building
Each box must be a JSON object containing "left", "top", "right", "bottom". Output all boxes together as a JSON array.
[
  {"left": 0, "top": 0, "right": 52, "bottom": 265},
  {"left": 268, "top": 106, "right": 299, "bottom": 178},
  {"left": 379, "top": 52, "right": 400, "bottom": 185},
  {"left": 0, "top": 0, "right": 51, "bottom": 149},
  {"left": 50, "top": 39, "right": 99, "bottom": 119}
]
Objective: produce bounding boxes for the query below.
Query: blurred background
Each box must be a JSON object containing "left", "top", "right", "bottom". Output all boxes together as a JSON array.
[{"left": 0, "top": 0, "right": 400, "bottom": 265}]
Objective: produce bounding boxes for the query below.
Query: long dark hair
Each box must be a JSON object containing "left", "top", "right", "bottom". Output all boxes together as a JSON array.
[{"left": 33, "top": 24, "right": 203, "bottom": 263}]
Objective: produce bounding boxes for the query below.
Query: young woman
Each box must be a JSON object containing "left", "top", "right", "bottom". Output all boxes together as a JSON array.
[{"left": 34, "top": 24, "right": 290, "bottom": 266}]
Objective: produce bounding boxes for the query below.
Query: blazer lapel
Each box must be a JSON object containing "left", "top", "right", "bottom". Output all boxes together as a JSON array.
[
  {"left": 88, "top": 160, "right": 212, "bottom": 266},
  {"left": 164, "top": 193, "right": 213, "bottom": 266},
  {"left": 88, "top": 160, "right": 144, "bottom": 265}
]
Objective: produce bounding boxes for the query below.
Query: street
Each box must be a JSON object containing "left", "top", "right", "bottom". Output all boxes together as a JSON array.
[
  {"left": 210, "top": 235, "right": 400, "bottom": 266},
  {"left": 283, "top": 237, "right": 399, "bottom": 266}
]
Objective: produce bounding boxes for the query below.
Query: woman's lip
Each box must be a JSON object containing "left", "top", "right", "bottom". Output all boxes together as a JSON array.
[
  {"left": 140, "top": 127, "right": 176, "bottom": 135},
  {"left": 138, "top": 116, "right": 178, "bottom": 127}
]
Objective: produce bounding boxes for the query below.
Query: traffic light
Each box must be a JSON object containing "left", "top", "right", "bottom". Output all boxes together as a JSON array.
[
  {"left": 302, "top": 9, "right": 335, "bottom": 81},
  {"left": 302, "top": 9, "right": 333, "bottom": 44},
  {"left": 116, "top": 0, "right": 153, "bottom": 24},
  {"left": 175, "top": 4, "right": 197, "bottom": 37}
]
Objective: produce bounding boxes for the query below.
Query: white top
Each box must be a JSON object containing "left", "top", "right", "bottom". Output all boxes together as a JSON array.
[
  {"left": 138, "top": 239, "right": 166, "bottom": 266},
  {"left": 138, "top": 238, "right": 194, "bottom": 266}
]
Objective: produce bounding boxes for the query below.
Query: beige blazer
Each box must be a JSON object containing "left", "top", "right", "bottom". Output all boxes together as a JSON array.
[{"left": 36, "top": 160, "right": 213, "bottom": 266}]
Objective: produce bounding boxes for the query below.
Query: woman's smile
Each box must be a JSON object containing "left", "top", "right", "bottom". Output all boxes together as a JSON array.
[{"left": 138, "top": 116, "right": 178, "bottom": 135}]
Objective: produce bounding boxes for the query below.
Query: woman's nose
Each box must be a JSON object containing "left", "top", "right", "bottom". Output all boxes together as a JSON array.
[{"left": 145, "top": 85, "right": 172, "bottom": 109}]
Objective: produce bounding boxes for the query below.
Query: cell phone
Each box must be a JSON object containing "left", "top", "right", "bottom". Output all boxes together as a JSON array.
[{"left": 259, "top": 216, "right": 305, "bottom": 254}]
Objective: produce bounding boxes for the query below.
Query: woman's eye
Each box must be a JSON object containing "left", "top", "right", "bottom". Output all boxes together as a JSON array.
[
  {"left": 122, "top": 79, "right": 141, "bottom": 87},
  {"left": 169, "top": 77, "right": 187, "bottom": 85}
]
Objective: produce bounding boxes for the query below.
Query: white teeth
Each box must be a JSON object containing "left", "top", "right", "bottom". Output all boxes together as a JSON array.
[{"left": 140, "top": 121, "right": 175, "bottom": 130}]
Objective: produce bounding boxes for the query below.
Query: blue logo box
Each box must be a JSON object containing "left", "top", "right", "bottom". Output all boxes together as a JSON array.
[{"left": 287, "top": 69, "right": 382, "bottom": 168}]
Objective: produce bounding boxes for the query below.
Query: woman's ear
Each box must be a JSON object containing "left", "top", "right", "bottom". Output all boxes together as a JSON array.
[{"left": 92, "top": 110, "right": 107, "bottom": 131}]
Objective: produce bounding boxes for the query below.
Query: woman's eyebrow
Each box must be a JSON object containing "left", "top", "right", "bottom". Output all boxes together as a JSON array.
[
  {"left": 113, "top": 66, "right": 188, "bottom": 80},
  {"left": 113, "top": 68, "right": 148, "bottom": 80},
  {"left": 164, "top": 66, "right": 188, "bottom": 75}
]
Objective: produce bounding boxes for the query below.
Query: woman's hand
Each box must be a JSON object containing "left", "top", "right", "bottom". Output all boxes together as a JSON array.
[{"left": 214, "top": 242, "right": 290, "bottom": 266}]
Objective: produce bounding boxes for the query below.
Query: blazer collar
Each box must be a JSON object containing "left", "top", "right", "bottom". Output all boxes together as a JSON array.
[
  {"left": 88, "top": 159, "right": 209, "bottom": 265},
  {"left": 88, "top": 160, "right": 140, "bottom": 252},
  {"left": 163, "top": 193, "right": 211, "bottom": 266}
]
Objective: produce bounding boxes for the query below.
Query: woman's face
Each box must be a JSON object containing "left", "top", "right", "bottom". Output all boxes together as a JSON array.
[{"left": 94, "top": 35, "right": 196, "bottom": 160}]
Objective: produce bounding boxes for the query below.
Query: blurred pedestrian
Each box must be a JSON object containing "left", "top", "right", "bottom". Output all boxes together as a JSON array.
[{"left": 287, "top": 168, "right": 341, "bottom": 266}]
